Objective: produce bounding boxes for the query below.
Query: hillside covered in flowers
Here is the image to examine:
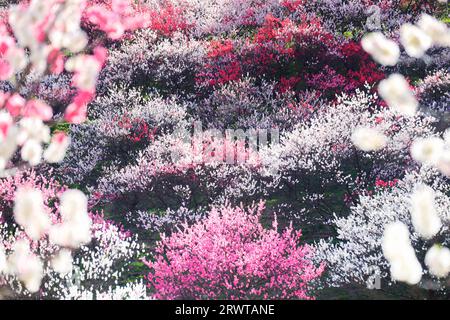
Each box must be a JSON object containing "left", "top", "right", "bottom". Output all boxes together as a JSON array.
[{"left": 0, "top": 0, "right": 449, "bottom": 300}]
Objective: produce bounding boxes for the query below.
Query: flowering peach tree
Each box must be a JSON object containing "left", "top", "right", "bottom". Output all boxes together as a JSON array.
[{"left": 0, "top": 0, "right": 449, "bottom": 300}]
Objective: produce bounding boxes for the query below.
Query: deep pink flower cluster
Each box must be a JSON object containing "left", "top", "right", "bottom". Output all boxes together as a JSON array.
[
  {"left": 144, "top": 202, "right": 324, "bottom": 299},
  {"left": 196, "top": 14, "right": 385, "bottom": 98}
]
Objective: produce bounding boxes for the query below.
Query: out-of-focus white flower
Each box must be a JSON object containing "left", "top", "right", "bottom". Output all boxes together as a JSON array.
[
  {"left": 0, "top": 125, "right": 18, "bottom": 171},
  {"left": 8, "top": 7, "right": 33, "bottom": 49},
  {"left": 389, "top": 257, "right": 423, "bottom": 285},
  {"left": 443, "top": 128, "right": 450, "bottom": 144},
  {"left": 417, "top": 14, "right": 450, "bottom": 47},
  {"left": 7, "top": 239, "right": 44, "bottom": 293},
  {"left": 0, "top": 111, "right": 13, "bottom": 141},
  {"left": 410, "top": 137, "right": 444, "bottom": 165},
  {"left": 361, "top": 32, "right": 400, "bottom": 66},
  {"left": 44, "top": 132, "right": 70, "bottom": 163},
  {"left": 6, "top": 47, "right": 27, "bottom": 73},
  {"left": 51, "top": 249, "right": 73, "bottom": 275},
  {"left": 436, "top": 149, "right": 450, "bottom": 176},
  {"left": 436, "top": 131, "right": 450, "bottom": 175},
  {"left": 382, "top": 222, "right": 422, "bottom": 285},
  {"left": 21, "top": 139, "right": 43, "bottom": 166},
  {"left": 13, "top": 188, "right": 50, "bottom": 240},
  {"left": 66, "top": 55, "right": 102, "bottom": 91},
  {"left": 49, "top": 219, "right": 92, "bottom": 248},
  {"left": 400, "top": 24, "right": 432, "bottom": 58},
  {"left": 17, "top": 117, "right": 50, "bottom": 145},
  {"left": 50, "top": 189, "right": 92, "bottom": 248},
  {"left": 410, "top": 184, "right": 442, "bottom": 239},
  {"left": 425, "top": 245, "right": 450, "bottom": 278},
  {"left": 30, "top": 45, "right": 50, "bottom": 76},
  {"left": 60, "top": 189, "right": 88, "bottom": 221},
  {"left": 50, "top": 1, "right": 86, "bottom": 53},
  {"left": 0, "top": 158, "right": 6, "bottom": 172},
  {"left": 382, "top": 221, "right": 411, "bottom": 261},
  {"left": 66, "top": 31, "right": 88, "bottom": 53},
  {"left": 351, "top": 127, "right": 387, "bottom": 151},
  {"left": 378, "top": 74, "right": 418, "bottom": 116}
]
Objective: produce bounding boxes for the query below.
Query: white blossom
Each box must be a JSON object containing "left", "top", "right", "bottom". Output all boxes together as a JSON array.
[
  {"left": 417, "top": 14, "right": 450, "bottom": 47},
  {"left": 49, "top": 189, "right": 91, "bottom": 248},
  {"left": 315, "top": 169, "right": 449, "bottom": 287},
  {"left": 17, "top": 118, "right": 51, "bottom": 145},
  {"left": 49, "top": 220, "right": 92, "bottom": 249},
  {"left": 400, "top": 24, "right": 432, "bottom": 58},
  {"left": 43, "top": 134, "right": 70, "bottom": 163},
  {"left": 60, "top": 189, "right": 88, "bottom": 221},
  {"left": 13, "top": 188, "right": 50, "bottom": 240},
  {"left": 351, "top": 127, "right": 387, "bottom": 151},
  {"left": 409, "top": 184, "right": 442, "bottom": 239},
  {"left": 378, "top": 74, "right": 418, "bottom": 116},
  {"left": 382, "top": 222, "right": 423, "bottom": 284},
  {"left": 20, "top": 139, "right": 43, "bottom": 166},
  {"left": 51, "top": 250, "right": 73, "bottom": 275},
  {"left": 424, "top": 245, "right": 450, "bottom": 278}
]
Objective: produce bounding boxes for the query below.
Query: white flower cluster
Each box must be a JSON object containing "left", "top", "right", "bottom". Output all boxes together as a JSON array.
[
  {"left": 64, "top": 281, "right": 150, "bottom": 300},
  {"left": 378, "top": 74, "right": 418, "bottom": 116},
  {"left": 351, "top": 127, "right": 387, "bottom": 152},
  {"left": 10, "top": 0, "right": 87, "bottom": 60},
  {"left": 49, "top": 190, "right": 92, "bottom": 248},
  {"left": 362, "top": 14, "right": 450, "bottom": 66},
  {"left": 409, "top": 184, "right": 442, "bottom": 240},
  {"left": 99, "top": 30, "right": 206, "bottom": 94},
  {"left": 425, "top": 245, "right": 450, "bottom": 279}
]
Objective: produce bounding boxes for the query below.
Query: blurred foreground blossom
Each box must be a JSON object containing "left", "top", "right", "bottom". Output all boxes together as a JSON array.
[
  {"left": 382, "top": 222, "right": 422, "bottom": 285},
  {"left": 410, "top": 184, "right": 442, "bottom": 240},
  {"left": 417, "top": 14, "right": 450, "bottom": 47},
  {"left": 400, "top": 24, "right": 432, "bottom": 58}
]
